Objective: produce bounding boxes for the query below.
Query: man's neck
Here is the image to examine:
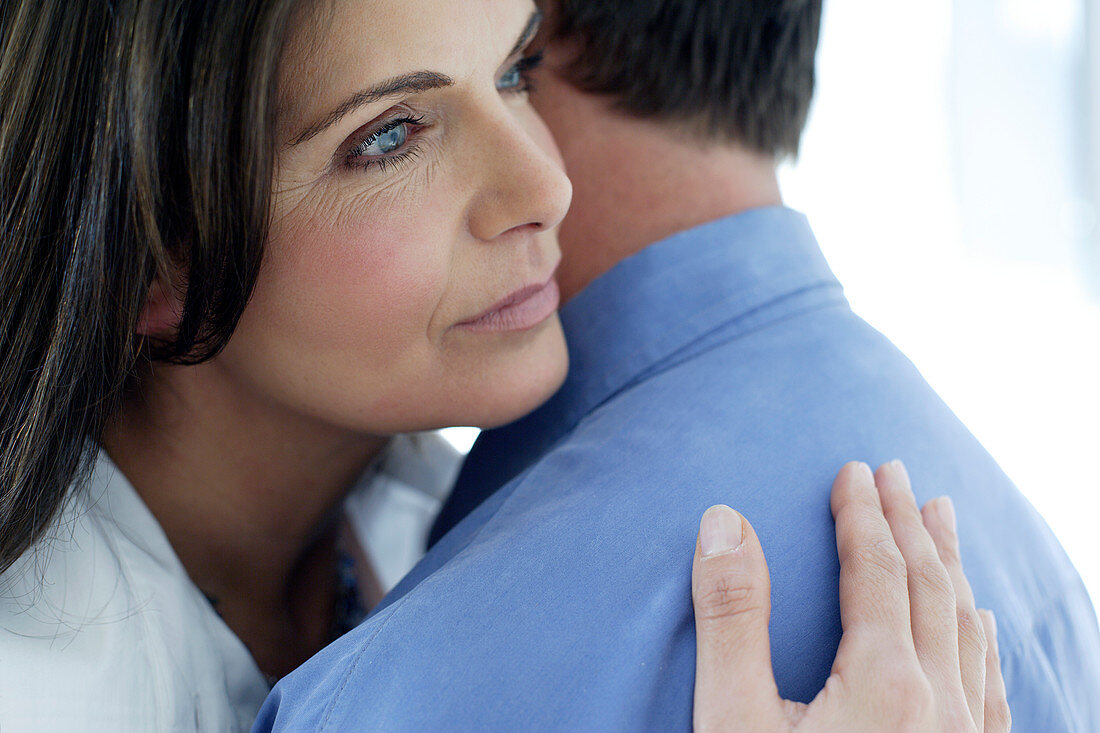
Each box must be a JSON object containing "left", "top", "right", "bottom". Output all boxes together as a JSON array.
[{"left": 534, "top": 74, "right": 782, "bottom": 302}]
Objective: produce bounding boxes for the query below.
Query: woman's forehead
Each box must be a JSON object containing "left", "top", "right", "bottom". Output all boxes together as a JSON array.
[{"left": 276, "top": 0, "right": 537, "bottom": 133}]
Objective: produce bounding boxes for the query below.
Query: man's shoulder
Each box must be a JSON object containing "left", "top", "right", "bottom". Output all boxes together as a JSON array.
[
  {"left": 259, "top": 307, "right": 1100, "bottom": 731},
  {"left": 257, "top": 601, "right": 405, "bottom": 731},
  {"left": 539, "top": 303, "right": 970, "bottom": 483}
]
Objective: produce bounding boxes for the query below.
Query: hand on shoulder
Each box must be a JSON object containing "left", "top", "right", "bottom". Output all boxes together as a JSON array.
[{"left": 691, "top": 460, "right": 1010, "bottom": 732}]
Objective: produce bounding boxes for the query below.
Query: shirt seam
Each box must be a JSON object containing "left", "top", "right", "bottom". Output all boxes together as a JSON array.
[
  {"left": 623, "top": 283, "right": 847, "bottom": 392},
  {"left": 567, "top": 272, "right": 840, "bottom": 393},
  {"left": 551, "top": 281, "right": 847, "bottom": 469},
  {"left": 318, "top": 609, "right": 396, "bottom": 730}
]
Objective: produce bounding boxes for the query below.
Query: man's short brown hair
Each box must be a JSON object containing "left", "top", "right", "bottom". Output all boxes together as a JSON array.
[{"left": 547, "top": 0, "right": 822, "bottom": 158}]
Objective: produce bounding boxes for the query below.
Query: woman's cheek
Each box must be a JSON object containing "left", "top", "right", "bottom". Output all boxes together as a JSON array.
[
  {"left": 227, "top": 205, "right": 436, "bottom": 395},
  {"left": 214, "top": 201, "right": 455, "bottom": 431},
  {"left": 260, "top": 134, "right": 460, "bottom": 345},
  {"left": 287, "top": 214, "right": 449, "bottom": 353},
  {"left": 277, "top": 172, "right": 445, "bottom": 308}
]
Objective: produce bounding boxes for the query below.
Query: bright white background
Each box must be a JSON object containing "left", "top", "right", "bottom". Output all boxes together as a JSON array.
[
  {"left": 448, "top": 0, "right": 1100, "bottom": 607},
  {"left": 780, "top": 0, "right": 1100, "bottom": 605}
]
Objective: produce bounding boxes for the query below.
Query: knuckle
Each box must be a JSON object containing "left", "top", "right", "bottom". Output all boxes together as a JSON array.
[
  {"left": 909, "top": 555, "right": 954, "bottom": 598},
  {"left": 850, "top": 536, "right": 907, "bottom": 583},
  {"left": 694, "top": 573, "right": 763, "bottom": 622},
  {"left": 957, "top": 605, "right": 988, "bottom": 652},
  {"left": 834, "top": 500, "right": 880, "bottom": 541}
]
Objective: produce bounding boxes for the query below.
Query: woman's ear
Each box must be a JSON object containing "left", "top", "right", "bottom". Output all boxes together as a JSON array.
[{"left": 136, "top": 275, "right": 184, "bottom": 340}]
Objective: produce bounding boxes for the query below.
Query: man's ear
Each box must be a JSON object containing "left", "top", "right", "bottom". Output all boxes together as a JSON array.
[{"left": 136, "top": 275, "right": 184, "bottom": 340}]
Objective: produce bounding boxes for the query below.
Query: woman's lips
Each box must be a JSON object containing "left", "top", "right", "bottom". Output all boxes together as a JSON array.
[{"left": 454, "top": 276, "right": 561, "bottom": 334}]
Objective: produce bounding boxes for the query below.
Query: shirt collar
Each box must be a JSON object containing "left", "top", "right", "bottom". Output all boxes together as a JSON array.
[
  {"left": 551, "top": 206, "right": 837, "bottom": 433},
  {"left": 87, "top": 449, "right": 185, "bottom": 574},
  {"left": 370, "top": 433, "right": 463, "bottom": 503}
]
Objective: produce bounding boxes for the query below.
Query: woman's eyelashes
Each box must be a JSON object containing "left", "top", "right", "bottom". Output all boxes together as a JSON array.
[
  {"left": 345, "top": 114, "right": 427, "bottom": 172},
  {"left": 342, "top": 52, "right": 546, "bottom": 174},
  {"left": 497, "top": 50, "right": 545, "bottom": 94}
]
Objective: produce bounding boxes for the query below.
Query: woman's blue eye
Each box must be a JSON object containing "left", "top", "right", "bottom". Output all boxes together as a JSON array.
[
  {"left": 497, "top": 64, "right": 524, "bottom": 91},
  {"left": 497, "top": 52, "right": 543, "bottom": 93},
  {"left": 364, "top": 122, "right": 408, "bottom": 156},
  {"left": 345, "top": 115, "right": 426, "bottom": 172}
]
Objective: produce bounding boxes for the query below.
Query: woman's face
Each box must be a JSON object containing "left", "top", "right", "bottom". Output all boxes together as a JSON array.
[{"left": 217, "top": 0, "right": 572, "bottom": 434}]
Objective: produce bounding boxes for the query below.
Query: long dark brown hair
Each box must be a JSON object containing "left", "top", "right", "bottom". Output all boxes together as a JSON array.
[{"left": 0, "top": 0, "right": 299, "bottom": 573}]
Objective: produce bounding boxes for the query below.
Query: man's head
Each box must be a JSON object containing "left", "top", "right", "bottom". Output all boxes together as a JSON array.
[
  {"left": 531, "top": 0, "right": 823, "bottom": 299},
  {"left": 540, "top": 0, "right": 821, "bottom": 157}
]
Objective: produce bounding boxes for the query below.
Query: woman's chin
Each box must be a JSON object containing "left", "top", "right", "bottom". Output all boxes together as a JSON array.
[
  {"left": 439, "top": 319, "right": 570, "bottom": 431},
  {"left": 474, "top": 366, "right": 568, "bottom": 430}
]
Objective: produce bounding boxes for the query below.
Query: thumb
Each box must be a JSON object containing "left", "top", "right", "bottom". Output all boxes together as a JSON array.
[{"left": 692, "top": 505, "right": 784, "bottom": 731}]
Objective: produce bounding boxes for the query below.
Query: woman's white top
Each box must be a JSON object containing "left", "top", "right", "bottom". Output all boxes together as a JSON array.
[{"left": 0, "top": 434, "right": 461, "bottom": 732}]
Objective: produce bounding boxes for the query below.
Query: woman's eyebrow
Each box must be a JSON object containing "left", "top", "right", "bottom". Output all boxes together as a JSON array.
[
  {"left": 287, "top": 10, "right": 542, "bottom": 148},
  {"left": 289, "top": 71, "right": 454, "bottom": 147}
]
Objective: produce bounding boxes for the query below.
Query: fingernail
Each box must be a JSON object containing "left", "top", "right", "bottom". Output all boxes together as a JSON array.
[
  {"left": 855, "top": 462, "right": 873, "bottom": 481},
  {"left": 888, "top": 460, "right": 915, "bottom": 499},
  {"left": 700, "top": 505, "right": 744, "bottom": 557},
  {"left": 936, "top": 496, "right": 957, "bottom": 534},
  {"left": 889, "top": 459, "right": 911, "bottom": 484}
]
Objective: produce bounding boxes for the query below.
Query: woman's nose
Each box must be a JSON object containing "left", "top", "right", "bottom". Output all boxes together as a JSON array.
[{"left": 465, "top": 105, "right": 573, "bottom": 243}]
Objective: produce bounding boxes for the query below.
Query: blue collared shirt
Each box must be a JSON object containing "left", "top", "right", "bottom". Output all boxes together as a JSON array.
[{"left": 256, "top": 207, "right": 1100, "bottom": 731}]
